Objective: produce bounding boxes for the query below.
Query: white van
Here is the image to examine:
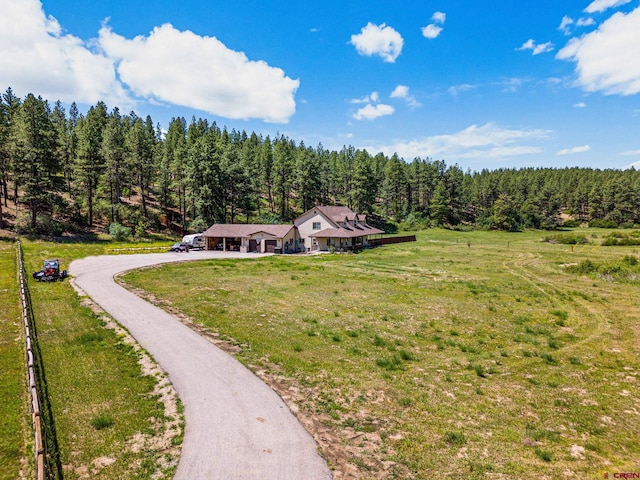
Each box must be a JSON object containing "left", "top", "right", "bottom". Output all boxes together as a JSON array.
[{"left": 182, "top": 233, "right": 205, "bottom": 250}]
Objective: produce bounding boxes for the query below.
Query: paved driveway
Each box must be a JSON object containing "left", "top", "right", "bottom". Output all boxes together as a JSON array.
[{"left": 70, "top": 251, "right": 332, "bottom": 480}]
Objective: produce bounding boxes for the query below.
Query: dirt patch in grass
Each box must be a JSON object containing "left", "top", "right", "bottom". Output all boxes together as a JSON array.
[{"left": 70, "top": 279, "right": 182, "bottom": 477}]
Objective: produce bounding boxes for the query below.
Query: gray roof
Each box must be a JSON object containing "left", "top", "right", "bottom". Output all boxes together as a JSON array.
[{"left": 202, "top": 224, "right": 295, "bottom": 238}]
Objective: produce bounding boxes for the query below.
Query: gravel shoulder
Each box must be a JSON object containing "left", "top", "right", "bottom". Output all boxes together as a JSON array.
[{"left": 70, "top": 251, "right": 332, "bottom": 480}]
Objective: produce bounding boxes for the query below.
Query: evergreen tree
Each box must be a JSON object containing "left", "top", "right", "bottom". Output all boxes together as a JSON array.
[
  {"left": 12, "top": 94, "right": 60, "bottom": 228},
  {"left": 350, "top": 149, "right": 376, "bottom": 213},
  {"left": 223, "top": 141, "right": 254, "bottom": 223},
  {"left": 0, "top": 94, "right": 8, "bottom": 227},
  {"left": 163, "top": 117, "right": 188, "bottom": 225},
  {"left": 382, "top": 154, "right": 406, "bottom": 218},
  {"left": 272, "top": 135, "right": 295, "bottom": 220},
  {"left": 493, "top": 193, "right": 520, "bottom": 231},
  {"left": 430, "top": 181, "right": 449, "bottom": 226},
  {"left": 101, "top": 108, "right": 126, "bottom": 222},
  {"left": 74, "top": 101, "right": 107, "bottom": 226},
  {"left": 295, "top": 142, "right": 322, "bottom": 212},
  {"left": 260, "top": 136, "right": 275, "bottom": 214},
  {"left": 3, "top": 88, "right": 22, "bottom": 206}
]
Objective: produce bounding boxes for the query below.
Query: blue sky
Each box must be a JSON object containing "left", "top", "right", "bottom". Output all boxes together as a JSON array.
[{"left": 2, "top": 0, "right": 640, "bottom": 171}]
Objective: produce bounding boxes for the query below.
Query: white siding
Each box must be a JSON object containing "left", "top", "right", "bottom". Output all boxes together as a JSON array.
[{"left": 295, "top": 210, "right": 333, "bottom": 252}]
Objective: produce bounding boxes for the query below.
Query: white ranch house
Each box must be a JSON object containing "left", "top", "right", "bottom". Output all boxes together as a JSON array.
[{"left": 202, "top": 206, "right": 384, "bottom": 254}]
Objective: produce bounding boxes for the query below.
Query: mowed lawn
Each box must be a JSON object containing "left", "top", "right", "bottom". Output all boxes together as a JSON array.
[
  {"left": 122, "top": 229, "right": 640, "bottom": 479},
  {"left": 0, "top": 241, "right": 27, "bottom": 480}
]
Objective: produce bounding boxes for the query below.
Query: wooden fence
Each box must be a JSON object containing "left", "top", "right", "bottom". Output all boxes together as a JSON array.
[
  {"left": 369, "top": 234, "right": 417, "bottom": 247},
  {"left": 17, "top": 242, "right": 61, "bottom": 480}
]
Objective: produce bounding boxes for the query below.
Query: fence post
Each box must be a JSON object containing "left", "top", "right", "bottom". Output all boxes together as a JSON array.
[{"left": 17, "top": 241, "right": 53, "bottom": 480}]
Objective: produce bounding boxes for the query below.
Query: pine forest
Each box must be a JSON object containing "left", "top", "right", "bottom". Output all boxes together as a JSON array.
[{"left": 1, "top": 87, "right": 639, "bottom": 236}]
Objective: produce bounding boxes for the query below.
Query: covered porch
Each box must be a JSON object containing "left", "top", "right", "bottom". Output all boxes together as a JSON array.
[{"left": 310, "top": 232, "right": 381, "bottom": 252}]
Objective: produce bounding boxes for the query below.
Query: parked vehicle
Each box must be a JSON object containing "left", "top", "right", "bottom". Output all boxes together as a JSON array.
[
  {"left": 33, "top": 259, "right": 68, "bottom": 282},
  {"left": 169, "top": 242, "right": 189, "bottom": 252},
  {"left": 182, "top": 233, "right": 205, "bottom": 250}
]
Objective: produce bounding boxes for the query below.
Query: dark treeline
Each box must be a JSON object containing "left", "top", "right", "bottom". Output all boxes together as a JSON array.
[{"left": 1, "top": 87, "right": 639, "bottom": 235}]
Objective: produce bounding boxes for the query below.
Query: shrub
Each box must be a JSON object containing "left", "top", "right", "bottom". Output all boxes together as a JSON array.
[
  {"left": 91, "top": 413, "right": 114, "bottom": 430},
  {"left": 534, "top": 449, "right": 552, "bottom": 462},
  {"left": 376, "top": 355, "right": 404, "bottom": 371},
  {"left": 444, "top": 431, "right": 466, "bottom": 446},
  {"left": 474, "top": 365, "right": 487, "bottom": 378},
  {"left": 15, "top": 213, "right": 66, "bottom": 236},
  {"left": 373, "top": 334, "right": 387, "bottom": 347},
  {"left": 601, "top": 235, "right": 640, "bottom": 246},
  {"left": 589, "top": 219, "right": 618, "bottom": 228},
  {"left": 567, "top": 260, "right": 596, "bottom": 274},
  {"left": 134, "top": 220, "right": 147, "bottom": 238},
  {"left": 542, "top": 233, "right": 587, "bottom": 245},
  {"left": 562, "top": 219, "right": 581, "bottom": 228},
  {"left": 399, "top": 349, "right": 415, "bottom": 361},
  {"left": 109, "top": 222, "right": 131, "bottom": 241}
]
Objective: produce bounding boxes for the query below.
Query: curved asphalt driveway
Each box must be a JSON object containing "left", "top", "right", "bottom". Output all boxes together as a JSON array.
[{"left": 70, "top": 251, "right": 332, "bottom": 480}]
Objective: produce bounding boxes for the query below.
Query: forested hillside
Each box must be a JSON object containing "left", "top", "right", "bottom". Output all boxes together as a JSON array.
[{"left": 1, "top": 87, "right": 638, "bottom": 235}]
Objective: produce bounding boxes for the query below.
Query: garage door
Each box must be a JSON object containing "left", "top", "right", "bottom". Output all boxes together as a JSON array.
[{"left": 264, "top": 240, "right": 277, "bottom": 253}]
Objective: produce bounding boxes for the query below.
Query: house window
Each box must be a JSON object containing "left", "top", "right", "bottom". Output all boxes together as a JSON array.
[{"left": 313, "top": 222, "right": 321, "bottom": 230}]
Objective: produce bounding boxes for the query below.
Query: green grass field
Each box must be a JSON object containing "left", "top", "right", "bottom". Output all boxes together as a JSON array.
[
  {"left": 0, "top": 241, "right": 27, "bottom": 480},
  {"left": 16, "top": 238, "right": 180, "bottom": 479},
  {"left": 120, "top": 229, "right": 640, "bottom": 479}
]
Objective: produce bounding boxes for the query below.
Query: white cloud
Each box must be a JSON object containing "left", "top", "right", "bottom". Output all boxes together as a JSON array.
[
  {"left": 0, "top": 0, "right": 131, "bottom": 108},
  {"left": 518, "top": 39, "right": 554, "bottom": 55},
  {"left": 620, "top": 149, "right": 640, "bottom": 156},
  {"left": 559, "top": 15, "right": 596, "bottom": 35},
  {"left": 0, "top": 0, "right": 298, "bottom": 123},
  {"left": 557, "top": 7, "right": 640, "bottom": 95},
  {"left": 498, "top": 77, "right": 526, "bottom": 93},
  {"left": 390, "top": 85, "right": 421, "bottom": 107},
  {"left": 577, "top": 17, "right": 596, "bottom": 27},
  {"left": 433, "top": 12, "right": 446, "bottom": 24},
  {"left": 626, "top": 160, "right": 640, "bottom": 169},
  {"left": 350, "top": 23, "right": 403, "bottom": 63},
  {"left": 574, "top": 102, "right": 587, "bottom": 107},
  {"left": 365, "top": 122, "right": 550, "bottom": 161},
  {"left": 559, "top": 16, "right": 574, "bottom": 34},
  {"left": 585, "top": 0, "right": 632, "bottom": 13},
  {"left": 351, "top": 92, "right": 379, "bottom": 104},
  {"left": 99, "top": 24, "right": 298, "bottom": 123},
  {"left": 557, "top": 145, "right": 591, "bottom": 155},
  {"left": 422, "top": 24, "right": 443, "bottom": 39},
  {"left": 448, "top": 84, "right": 477, "bottom": 96},
  {"left": 353, "top": 103, "right": 395, "bottom": 120},
  {"left": 390, "top": 85, "right": 409, "bottom": 99},
  {"left": 422, "top": 11, "right": 446, "bottom": 39}
]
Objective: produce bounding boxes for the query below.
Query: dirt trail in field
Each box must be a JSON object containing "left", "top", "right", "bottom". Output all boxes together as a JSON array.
[
  {"left": 501, "top": 251, "right": 612, "bottom": 353},
  {"left": 70, "top": 251, "right": 332, "bottom": 480}
]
